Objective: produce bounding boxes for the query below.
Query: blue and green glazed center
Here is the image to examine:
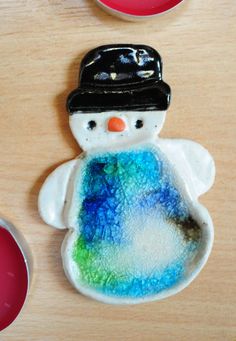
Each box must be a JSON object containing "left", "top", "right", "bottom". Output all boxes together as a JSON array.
[{"left": 72, "top": 146, "right": 201, "bottom": 299}]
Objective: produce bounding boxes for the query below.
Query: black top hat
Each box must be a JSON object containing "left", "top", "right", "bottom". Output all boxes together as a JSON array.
[{"left": 67, "top": 44, "right": 171, "bottom": 114}]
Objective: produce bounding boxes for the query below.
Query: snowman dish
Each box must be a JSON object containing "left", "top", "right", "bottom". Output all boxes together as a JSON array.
[{"left": 38, "top": 44, "right": 215, "bottom": 304}]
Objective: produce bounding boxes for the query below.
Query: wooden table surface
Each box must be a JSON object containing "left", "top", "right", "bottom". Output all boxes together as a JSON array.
[{"left": 0, "top": 0, "right": 235, "bottom": 340}]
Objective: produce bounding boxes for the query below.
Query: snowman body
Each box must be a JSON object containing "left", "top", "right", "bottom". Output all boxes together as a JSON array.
[
  {"left": 67, "top": 143, "right": 203, "bottom": 300},
  {"left": 39, "top": 137, "right": 214, "bottom": 304},
  {"left": 38, "top": 45, "right": 215, "bottom": 304}
]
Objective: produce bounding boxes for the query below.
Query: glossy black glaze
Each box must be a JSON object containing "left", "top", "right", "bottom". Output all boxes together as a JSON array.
[{"left": 67, "top": 44, "right": 171, "bottom": 114}]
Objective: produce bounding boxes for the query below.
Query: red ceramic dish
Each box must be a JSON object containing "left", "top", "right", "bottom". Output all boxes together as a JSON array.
[
  {"left": 96, "top": 0, "right": 184, "bottom": 18},
  {"left": 0, "top": 222, "right": 30, "bottom": 331}
]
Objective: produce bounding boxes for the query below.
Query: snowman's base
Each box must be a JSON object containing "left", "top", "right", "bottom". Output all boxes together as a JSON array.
[{"left": 62, "top": 202, "right": 213, "bottom": 304}]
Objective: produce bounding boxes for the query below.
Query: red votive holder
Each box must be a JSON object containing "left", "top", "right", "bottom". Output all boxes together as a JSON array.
[
  {"left": 95, "top": 0, "right": 185, "bottom": 20},
  {"left": 0, "top": 218, "right": 31, "bottom": 331}
]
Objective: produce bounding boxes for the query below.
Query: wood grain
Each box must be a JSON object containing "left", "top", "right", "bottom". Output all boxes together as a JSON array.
[{"left": 0, "top": 0, "right": 235, "bottom": 340}]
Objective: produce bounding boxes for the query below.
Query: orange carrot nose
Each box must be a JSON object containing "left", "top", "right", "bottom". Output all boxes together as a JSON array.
[{"left": 107, "top": 117, "right": 126, "bottom": 132}]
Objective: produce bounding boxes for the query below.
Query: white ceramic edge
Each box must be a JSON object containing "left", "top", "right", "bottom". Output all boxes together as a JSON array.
[
  {"left": 95, "top": 0, "right": 185, "bottom": 21},
  {"left": 0, "top": 218, "right": 33, "bottom": 329}
]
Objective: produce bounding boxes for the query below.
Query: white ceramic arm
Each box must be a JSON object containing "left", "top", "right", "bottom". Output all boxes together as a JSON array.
[
  {"left": 157, "top": 138, "right": 215, "bottom": 198},
  {"left": 38, "top": 160, "right": 77, "bottom": 229}
]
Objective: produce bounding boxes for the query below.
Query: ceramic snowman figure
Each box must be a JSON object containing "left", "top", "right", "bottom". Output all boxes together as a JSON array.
[{"left": 39, "top": 44, "right": 215, "bottom": 304}]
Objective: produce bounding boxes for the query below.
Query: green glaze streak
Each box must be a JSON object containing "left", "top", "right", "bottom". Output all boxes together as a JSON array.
[{"left": 72, "top": 237, "right": 126, "bottom": 288}]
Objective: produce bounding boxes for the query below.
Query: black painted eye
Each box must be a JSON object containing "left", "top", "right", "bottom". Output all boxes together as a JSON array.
[
  {"left": 135, "top": 120, "right": 143, "bottom": 129},
  {"left": 87, "top": 120, "right": 96, "bottom": 130}
]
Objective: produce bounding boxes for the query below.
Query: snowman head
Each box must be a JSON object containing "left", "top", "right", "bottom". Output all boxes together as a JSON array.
[
  {"left": 67, "top": 44, "right": 171, "bottom": 151},
  {"left": 69, "top": 110, "right": 167, "bottom": 151}
]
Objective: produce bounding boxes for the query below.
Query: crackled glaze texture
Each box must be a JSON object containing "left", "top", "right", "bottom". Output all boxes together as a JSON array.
[{"left": 70, "top": 146, "right": 201, "bottom": 298}]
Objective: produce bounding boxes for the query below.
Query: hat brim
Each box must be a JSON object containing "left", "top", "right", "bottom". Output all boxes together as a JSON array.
[{"left": 67, "top": 81, "right": 171, "bottom": 114}]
